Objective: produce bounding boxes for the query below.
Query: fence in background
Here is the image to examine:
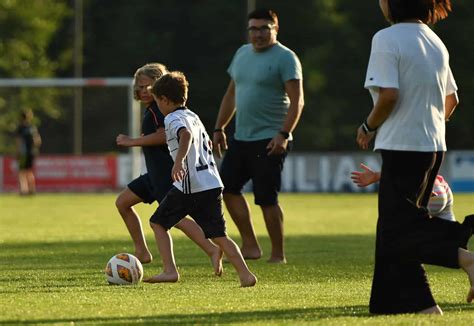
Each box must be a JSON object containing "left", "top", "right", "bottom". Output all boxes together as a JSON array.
[{"left": 1, "top": 151, "right": 473, "bottom": 193}]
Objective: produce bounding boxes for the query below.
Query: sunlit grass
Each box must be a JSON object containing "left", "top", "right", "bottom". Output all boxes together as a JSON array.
[{"left": 0, "top": 193, "right": 473, "bottom": 324}]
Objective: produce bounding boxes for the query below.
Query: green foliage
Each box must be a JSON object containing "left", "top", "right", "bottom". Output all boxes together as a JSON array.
[
  {"left": 0, "top": 0, "right": 473, "bottom": 154},
  {"left": 0, "top": 0, "right": 70, "bottom": 153},
  {"left": 1, "top": 193, "right": 473, "bottom": 324}
]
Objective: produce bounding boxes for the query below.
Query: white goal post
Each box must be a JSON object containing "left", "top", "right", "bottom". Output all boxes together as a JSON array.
[{"left": 0, "top": 78, "right": 142, "bottom": 178}]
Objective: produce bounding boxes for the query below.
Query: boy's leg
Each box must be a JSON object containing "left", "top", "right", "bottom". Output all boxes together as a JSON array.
[
  {"left": 115, "top": 187, "right": 152, "bottom": 263},
  {"left": 144, "top": 222, "right": 179, "bottom": 283},
  {"left": 223, "top": 193, "right": 262, "bottom": 259},
  {"left": 175, "top": 217, "right": 223, "bottom": 276},
  {"left": 212, "top": 236, "right": 257, "bottom": 287}
]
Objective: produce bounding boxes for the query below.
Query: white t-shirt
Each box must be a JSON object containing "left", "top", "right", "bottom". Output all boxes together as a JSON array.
[
  {"left": 365, "top": 23, "right": 457, "bottom": 152},
  {"left": 165, "top": 108, "right": 223, "bottom": 194}
]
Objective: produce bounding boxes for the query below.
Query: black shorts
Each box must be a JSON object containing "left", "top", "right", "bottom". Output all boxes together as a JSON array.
[
  {"left": 150, "top": 187, "right": 227, "bottom": 239},
  {"left": 128, "top": 174, "right": 155, "bottom": 204},
  {"left": 220, "top": 139, "right": 290, "bottom": 206},
  {"left": 18, "top": 154, "right": 35, "bottom": 170}
]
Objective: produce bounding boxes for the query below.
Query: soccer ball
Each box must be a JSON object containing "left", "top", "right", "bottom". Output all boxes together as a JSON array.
[{"left": 104, "top": 253, "right": 143, "bottom": 285}]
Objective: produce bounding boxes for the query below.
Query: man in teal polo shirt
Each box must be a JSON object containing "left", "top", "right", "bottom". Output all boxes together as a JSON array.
[{"left": 213, "top": 8, "right": 304, "bottom": 263}]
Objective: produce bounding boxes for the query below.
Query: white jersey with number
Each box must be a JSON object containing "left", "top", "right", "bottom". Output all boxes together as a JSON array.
[{"left": 164, "top": 107, "right": 223, "bottom": 194}]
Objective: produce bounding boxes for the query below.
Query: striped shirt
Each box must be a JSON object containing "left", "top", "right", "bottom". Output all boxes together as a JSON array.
[{"left": 164, "top": 107, "right": 223, "bottom": 194}]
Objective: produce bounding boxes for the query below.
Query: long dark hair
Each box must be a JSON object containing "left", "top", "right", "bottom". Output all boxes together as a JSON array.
[{"left": 388, "top": 0, "right": 451, "bottom": 24}]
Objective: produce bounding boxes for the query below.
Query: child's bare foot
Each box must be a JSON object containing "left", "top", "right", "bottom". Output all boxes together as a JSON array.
[
  {"left": 143, "top": 271, "right": 179, "bottom": 283},
  {"left": 267, "top": 256, "right": 287, "bottom": 264},
  {"left": 211, "top": 248, "right": 223, "bottom": 276},
  {"left": 135, "top": 250, "right": 153, "bottom": 264},
  {"left": 240, "top": 272, "right": 257, "bottom": 287},
  {"left": 241, "top": 247, "right": 262, "bottom": 260}
]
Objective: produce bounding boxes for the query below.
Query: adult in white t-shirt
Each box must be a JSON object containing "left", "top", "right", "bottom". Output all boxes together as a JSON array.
[{"left": 356, "top": 0, "right": 474, "bottom": 316}]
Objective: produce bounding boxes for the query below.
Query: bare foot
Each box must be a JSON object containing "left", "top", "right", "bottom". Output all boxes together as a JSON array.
[
  {"left": 240, "top": 273, "right": 257, "bottom": 287},
  {"left": 135, "top": 250, "right": 153, "bottom": 264},
  {"left": 267, "top": 256, "right": 287, "bottom": 264},
  {"left": 143, "top": 271, "right": 179, "bottom": 283},
  {"left": 241, "top": 247, "right": 262, "bottom": 260},
  {"left": 211, "top": 248, "right": 223, "bottom": 276}
]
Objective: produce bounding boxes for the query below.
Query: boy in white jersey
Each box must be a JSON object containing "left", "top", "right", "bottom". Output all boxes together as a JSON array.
[{"left": 145, "top": 71, "right": 257, "bottom": 287}]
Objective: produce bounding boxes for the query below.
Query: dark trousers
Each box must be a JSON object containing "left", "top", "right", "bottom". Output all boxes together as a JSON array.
[{"left": 370, "top": 150, "right": 471, "bottom": 314}]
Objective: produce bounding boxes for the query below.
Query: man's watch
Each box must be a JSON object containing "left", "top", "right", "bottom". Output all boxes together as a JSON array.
[{"left": 279, "top": 131, "right": 290, "bottom": 139}]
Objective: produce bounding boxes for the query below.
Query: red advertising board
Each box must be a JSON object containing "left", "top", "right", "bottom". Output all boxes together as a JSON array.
[{"left": 2, "top": 155, "right": 118, "bottom": 192}]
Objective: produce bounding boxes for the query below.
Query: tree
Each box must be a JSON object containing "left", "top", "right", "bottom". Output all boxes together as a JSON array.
[{"left": 0, "top": 0, "right": 70, "bottom": 153}]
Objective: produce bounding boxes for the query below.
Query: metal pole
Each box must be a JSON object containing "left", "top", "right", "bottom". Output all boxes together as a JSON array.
[
  {"left": 128, "top": 85, "right": 142, "bottom": 179},
  {"left": 73, "top": 0, "right": 83, "bottom": 155}
]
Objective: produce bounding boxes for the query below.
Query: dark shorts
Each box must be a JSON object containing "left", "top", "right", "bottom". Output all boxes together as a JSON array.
[
  {"left": 150, "top": 187, "right": 227, "bottom": 239},
  {"left": 128, "top": 173, "right": 171, "bottom": 204},
  {"left": 220, "top": 139, "right": 290, "bottom": 206},
  {"left": 18, "top": 154, "right": 35, "bottom": 170}
]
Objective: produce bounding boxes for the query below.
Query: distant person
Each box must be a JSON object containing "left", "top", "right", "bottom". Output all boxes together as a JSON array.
[
  {"left": 146, "top": 71, "right": 257, "bottom": 287},
  {"left": 213, "top": 8, "right": 304, "bottom": 263},
  {"left": 356, "top": 0, "right": 474, "bottom": 315},
  {"left": 351, "top": 164, "right": 455, "bottom": 221},
  {"left": 115, "top": 63, "right": 222, "bottom": 276},
  {"left": 16, "top": 109, "right": 41, "bottom": 195}
]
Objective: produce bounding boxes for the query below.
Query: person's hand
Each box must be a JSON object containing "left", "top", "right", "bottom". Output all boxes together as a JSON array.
[
  {"left": 356, "top": 126, "right": 375, "bottom": 150},
  {"left": 266, "top": 133, "right": 288, "bottom": 155},
  {"left": 116, "top": 134, "right": 133, "bottom": 147},
  {"left": 351, "top": 163, "right": 380, "bottom": 187},
  {"left": 171, "top": 160, "right": 186, "bottom": 182},
  {"left": 212, "top": 130, "right": 227, "bottom": 158}
]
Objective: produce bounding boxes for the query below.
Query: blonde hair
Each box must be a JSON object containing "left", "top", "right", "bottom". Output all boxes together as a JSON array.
[{"left": 132, "top": 63, "right": 168, "bottom": 100}]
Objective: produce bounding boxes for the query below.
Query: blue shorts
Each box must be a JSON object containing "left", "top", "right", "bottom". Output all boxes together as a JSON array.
[
  {"left": 150, "top": 187, "right": 227, "bottom": 239},
  {"left": 220, "top": 139, "right": 290, "bottom": 206}
]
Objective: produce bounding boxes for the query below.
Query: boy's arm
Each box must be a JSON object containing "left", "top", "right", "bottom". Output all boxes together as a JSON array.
[
  {"left": 116, "top": 128, "right": 166, "bottom": 147},
  {"left": 171, "top": 128, "right": 192, "bottom": 182}
]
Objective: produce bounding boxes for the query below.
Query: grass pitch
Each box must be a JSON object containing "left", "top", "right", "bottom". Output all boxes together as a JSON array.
[{"left": 0, "top": 192, "right": 473, "bottom": 325}]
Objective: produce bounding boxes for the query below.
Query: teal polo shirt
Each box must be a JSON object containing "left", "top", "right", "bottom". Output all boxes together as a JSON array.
[{"left": 228, "top": 42, "right": 302, "bottom": 141}]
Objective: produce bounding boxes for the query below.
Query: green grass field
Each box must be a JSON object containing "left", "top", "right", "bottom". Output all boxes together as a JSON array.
[{"left": 1, "top": 193, "right": 473, "bottom": 325}]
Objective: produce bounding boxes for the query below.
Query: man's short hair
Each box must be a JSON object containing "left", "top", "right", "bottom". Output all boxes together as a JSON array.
[
  {"left": 248, "top": 8, "right": 278, "bottom": 26},
  {"left": 151, "top": 71, "right": 189, "bottom": 105}
]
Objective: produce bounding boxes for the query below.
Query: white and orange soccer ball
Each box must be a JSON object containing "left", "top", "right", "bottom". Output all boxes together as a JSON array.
[{"left": 104, "top": 253, "right": 143, "bottom": 285}]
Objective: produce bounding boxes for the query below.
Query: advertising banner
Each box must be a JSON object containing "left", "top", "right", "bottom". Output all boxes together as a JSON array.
[{"left": 2, "top": 155, "right": 118, "bottom": 192}]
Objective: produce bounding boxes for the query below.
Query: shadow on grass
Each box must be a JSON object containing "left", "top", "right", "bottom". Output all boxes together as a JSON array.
[
  {"left": 1, "top": 304, "right": 473, "bottom": 325},
  {"left": 0, "top": 306, "right": 370, "bottom": 325}
]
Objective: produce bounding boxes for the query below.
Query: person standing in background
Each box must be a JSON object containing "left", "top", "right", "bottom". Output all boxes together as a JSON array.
[
  {"left": 213, "top": 8, "right": 304, "bottom": 263},
  {"left": 16, "top": 109, "right": 41, "bottom": 195}
]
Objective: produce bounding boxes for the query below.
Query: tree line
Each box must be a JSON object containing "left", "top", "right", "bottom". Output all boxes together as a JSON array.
[{"left": 1, "top": 0, "right": 472, "bottom": 154}]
